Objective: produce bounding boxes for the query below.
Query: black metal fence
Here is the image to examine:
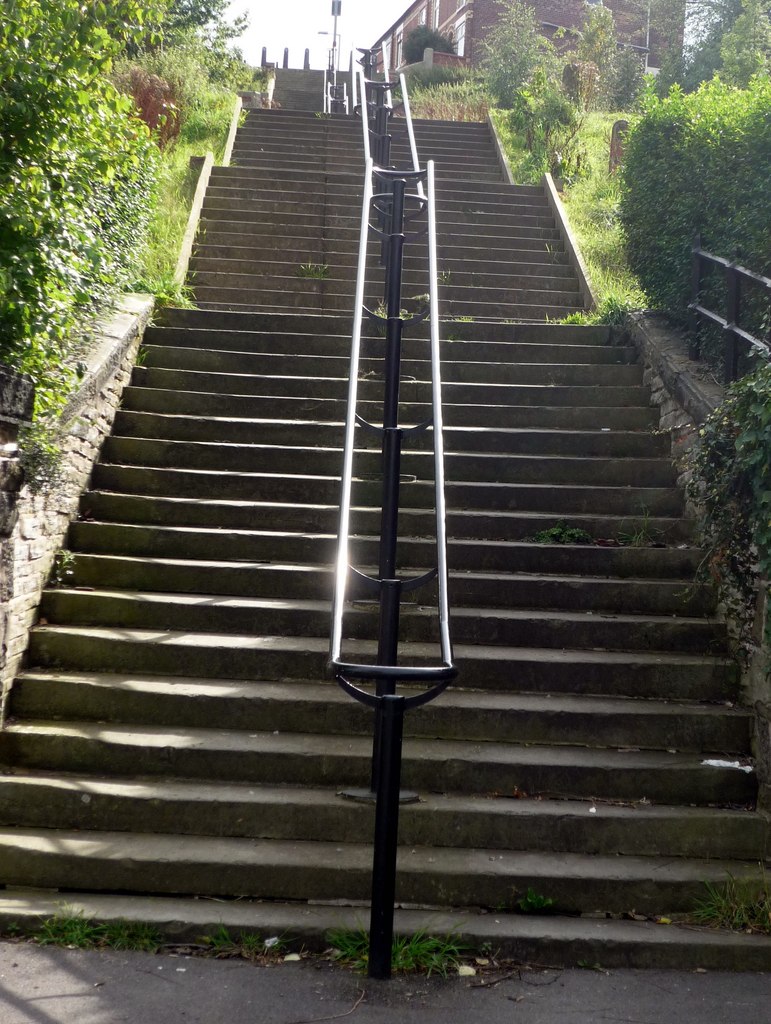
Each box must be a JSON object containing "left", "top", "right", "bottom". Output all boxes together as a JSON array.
[{"left": 688, "top": 234, "right": 771, "bottom": 382}]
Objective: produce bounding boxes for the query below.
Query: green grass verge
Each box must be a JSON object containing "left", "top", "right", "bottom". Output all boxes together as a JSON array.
[
  {"left": 132, "top": 87, "right": 238, "bottom": 305},
  {"left": 490, "top": 108, "right": 646, "bottom": 315},
  {"left": 327, "top": 928, "right": 467, "bottom": 977}
]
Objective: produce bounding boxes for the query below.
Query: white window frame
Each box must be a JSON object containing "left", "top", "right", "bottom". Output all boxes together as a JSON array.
[{"left": 454, "top": 15, "right": 466, "bottom": 57}]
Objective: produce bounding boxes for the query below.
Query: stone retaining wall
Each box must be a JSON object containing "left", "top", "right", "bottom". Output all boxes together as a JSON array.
[
  {"left": 0, "top": 366, "right": 35, "bottom": 696},
  {"left": 0, "top": 294, "right": 153, "bottom": 710},
  {"left": 624, "top": 311, "right": 771, "bottom": 808}
]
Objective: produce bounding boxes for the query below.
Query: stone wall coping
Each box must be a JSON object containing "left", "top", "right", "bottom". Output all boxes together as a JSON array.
[
  {"left": 61, "top": 294, "right": 154, "bottom": 423},
  {"left": 485, "top": 112, "right": 515, "bottom": 186},
  {"left": 542, "top": 172, "right": 596, "bottom": 311},
  {"left": 0, "top": 365, "right": 34, "bottom": 429},
  {"left": 173, "top": 153, "right": 214, "bottom": 289},
  {"left": 626, "top": 311, "right": 725, "bottom": 427}
]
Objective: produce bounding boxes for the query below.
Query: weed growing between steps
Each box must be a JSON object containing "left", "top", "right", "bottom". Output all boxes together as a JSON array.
[
  {"left": 532, "top": 522, "right": 593, "bottom": 545},
  {"left": 35, "top": 913, "right": 163, "bottom": 952},
  {"left": 296, "top": 263, "right": 330, "bottom": 280},
  {"left": 327, "top": 928, "right": 467, "bottom": 978},
  {"left": 692, "top": 872, "right": 771, "bottom": 935}
]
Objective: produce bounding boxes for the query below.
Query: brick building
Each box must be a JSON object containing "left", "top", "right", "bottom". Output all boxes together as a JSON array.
[{"left": 372, "top": 0, "right": 682, "bottom": 76}]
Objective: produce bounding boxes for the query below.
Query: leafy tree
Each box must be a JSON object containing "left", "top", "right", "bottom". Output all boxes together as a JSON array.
[
  {"left": 678, "top": 0, "right": 742, "bottom": 88},
  {"left": 164, "top": 0, "right": 247, "bottom": 39},
  {"left": 403, "top": 25, "right": 456, "bottom": 64},
  {"left": 576, "top": 3, "right": 618, "bottom": 107},
  {"left": 720, "top": 0, "right": 771, "bottom": 85},
  {"left": 482, "top": 0, "right": 559, "bottom": 107}
]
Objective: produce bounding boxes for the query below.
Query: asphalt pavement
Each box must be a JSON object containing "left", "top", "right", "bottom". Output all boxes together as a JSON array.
[{"left": 1, "top": 942, "right": 770, "bottom": 1024}]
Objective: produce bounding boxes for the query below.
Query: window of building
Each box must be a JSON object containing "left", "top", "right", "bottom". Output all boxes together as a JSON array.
[
  {"left": 419, "top": 5, "right": 427, "bottom": 25},
  {"left": 434, "top": 2, "right": 441, "bottom": 29},
  {"left": 396, "top": 29, "right": 404, "bottom": 67},
  {"left": 454, "top": 16, "right": 466, "bottom": 57},
  {"left": 383, "top": 38, "right": 392, "bottom": 72}
]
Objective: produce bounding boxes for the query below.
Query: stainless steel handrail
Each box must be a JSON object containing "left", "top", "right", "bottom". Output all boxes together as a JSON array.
[
  {"left": 426, "top": 160, "right": 452, "bottom": 667},
  {"left": 400, "top": 72, "right": 426, "bottom": 201},
  {"left": 357, "top": 67, "right": 371, "bottom": 163},
  {"left": 330, "top": 156, "right": 374, "bottom": 661}
]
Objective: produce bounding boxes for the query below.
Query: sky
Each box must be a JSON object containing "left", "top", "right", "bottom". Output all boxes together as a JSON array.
[{"left": 227, "top": 1, "right": 412, "bottom": 71}]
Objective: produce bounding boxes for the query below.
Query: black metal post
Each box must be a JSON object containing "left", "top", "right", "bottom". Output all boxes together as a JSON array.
[
  {"left": 725, "top": 263, "right": 741, "bottom": 383},
  {"left": 371, "top": 176, "right": 407, "bottom": 791},
  {"left": 368, "top": 694, "right": 406, "bottom": 980},
  {"left": 689, "top": 233, "right": 702, "bottom": 362}
]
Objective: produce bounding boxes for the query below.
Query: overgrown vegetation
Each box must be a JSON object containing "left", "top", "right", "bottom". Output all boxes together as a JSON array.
[
  {"left": 403, "top": 25, "right": 455, "bottom": 65},
  {"left": 689, "top": 363, "right": 771, "bottom": 664},
  {"left": 0, "top": 0, "right": 163, "bottom": 417},
  {"left": 0, "top": 0, "right": 255, "bottom": 432}
]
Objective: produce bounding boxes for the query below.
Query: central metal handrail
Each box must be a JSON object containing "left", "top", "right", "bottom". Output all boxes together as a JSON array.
[{"left": 329, "top": 67, "right": 456, "bottom": 981}]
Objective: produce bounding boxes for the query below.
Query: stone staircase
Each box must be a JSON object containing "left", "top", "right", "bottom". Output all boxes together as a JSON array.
[{"left": 0, "top": 109, "right": 768, "bottom": 968}]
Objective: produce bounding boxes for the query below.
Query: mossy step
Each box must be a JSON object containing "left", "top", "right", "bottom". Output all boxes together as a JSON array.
[
  {"left": 25, "top": 628, "right": 737, "bottom": 701},
  {"left": 120, "top": 386, "right": 659, "bottom": 429},
  {"left": 9, "top": 674, "right": 749, "bottom": 757},
  {"left": 64, "top": 552, "right": 712, "bottom": 615},
  {"left": 0, "top": 827, "right": 760, "bottom": 913},
  {"left": 112, "top": 412, "right": 667, "bottom": 457},
  {"left": 39, "top": 589, "right": 726, "bottom": 654},
  {"left": 3, "top": 890, "right": 770, "bottom": 970}
]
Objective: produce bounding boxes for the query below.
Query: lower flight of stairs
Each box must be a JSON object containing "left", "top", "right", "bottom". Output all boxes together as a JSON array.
[{"left": 0, "top": 111, "right": 769, "bottom": 969}]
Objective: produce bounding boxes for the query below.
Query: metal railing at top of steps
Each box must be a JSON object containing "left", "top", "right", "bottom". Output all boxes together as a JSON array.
[{"left": 330, "top": 63, "right": 456, "bottom": 982}]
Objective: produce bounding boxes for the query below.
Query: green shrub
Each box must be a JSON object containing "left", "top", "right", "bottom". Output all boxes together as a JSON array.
[
  {"left": 482, "top": 0, "right": 559, "bottom": 108},
  {"left": 403, "top": 26, "right": 456, "bottom": 65},
  {"left": 620, "top": 76, "right": 771, "bottom": 331},
  {"left": 507, "top": 70, "right": 585, "bottom": 182},
  {"left": 0, "top": 0, "right": 163, "bottom": 416}
]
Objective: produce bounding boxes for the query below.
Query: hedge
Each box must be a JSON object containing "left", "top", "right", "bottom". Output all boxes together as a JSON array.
[{"left": 620, "top": 76, "right": 771, "bottom": 324}]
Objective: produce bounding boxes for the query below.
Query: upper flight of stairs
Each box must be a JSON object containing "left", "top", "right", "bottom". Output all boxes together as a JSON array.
[
  {"left": 0, "top": 109, "right": 769, "bottom": 968},
  {"left": 193, "top": 109, "right": 583, "bottom": 320}
]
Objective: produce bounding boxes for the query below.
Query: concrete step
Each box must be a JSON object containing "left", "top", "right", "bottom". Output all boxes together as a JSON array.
[
  {"left": 120, "top": 387, "right": 660, "bottom": 430},
  {"left": 189, "top": 255, "right": 574, "bottom": 286},
  {"left": 7, "top": 675, "right": 748, "bottom": 756},
  {"left": 66, "top": 522, "right": 699, "bottom": 576},
  {"left": 0, "top": 826, "right": 762, "bottom": 914},
  {"left": 193, "top": 297, "right": 585, "bottom": 321},
  {"left": 100, "top": 436, "right": 676, "bottom": 488},
  {"left": 143, "top": 324, "right": 624, "bottom": 361},
  {"left": 62, "top": 552, "right": 713, "bottom": 615},
  {"left": 89, "top": 464, "right": 685, "bottom": 516},
  {"left": 130, "top": 365, "right": 654, "bottom": 409},
  {"left": 38, "top": 589, "right": 725, "bottom": 654},
  {"left": 139, "top": 347, "right": 643, "bottom": 387},
  {"left": 111, "top": 412, "right": 666, "bottom": 457},
  {"left": 2, "top": 890, "right": 770, "bottom": 971},
  {"left": 0, "top": 719, "right": 753, "bottom": 808},
  {"left": 0, "top": 768, "right": 761, "bottom": 858},
  {"left": 25, "top": 628, "right": 737, "bottom": 701},
  {"left": 155, "top": 308, "right": 608, "bottom": 343}
]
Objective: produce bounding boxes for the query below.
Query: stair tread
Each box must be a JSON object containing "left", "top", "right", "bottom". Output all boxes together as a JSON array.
[
  {"left": 10, "top": 670, "right": 747, "bottom": 719},
  {"left": 27, "top": 625, "right": 734, "bottom": 665},
  {"left": 0, "top": 826, "right": 759, "bottom": 880},
  {"left": 41, "top": 587, "right": 722, "bottom": 631}
]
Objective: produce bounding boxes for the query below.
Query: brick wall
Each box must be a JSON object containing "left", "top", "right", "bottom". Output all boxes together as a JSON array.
[
  {"left": 374, "top": 0, "right": 683, "bottom": 72},
  {"left": 0, "top": 294, "right": 153, "bottom": 709}
]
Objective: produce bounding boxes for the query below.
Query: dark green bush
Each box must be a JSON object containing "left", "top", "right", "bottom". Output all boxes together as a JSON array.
[
  {"left": 0, "top": 0, "right": 162, "bottom": 415},
  {"left": 620, "top": 76, "right": 771, "bottom": 327},
  {"left": 403, "top": 26, "right": 456, "bottom": 65}
]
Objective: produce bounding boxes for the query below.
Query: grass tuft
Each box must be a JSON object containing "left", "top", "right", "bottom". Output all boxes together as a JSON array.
[
  {"left": 693, "top": 873, "right": 771, "bottom": 935},
  {"left": 328, "top": 928, "right": 467, "bottom": 977},
  {"left": 36, "top": 913, "right": 162, "bottom": 952}
]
